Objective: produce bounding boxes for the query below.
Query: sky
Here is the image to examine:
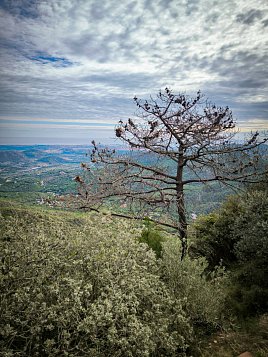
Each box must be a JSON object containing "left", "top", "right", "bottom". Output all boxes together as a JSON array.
[{"left": 0, "top": 0, "right": 267, "bottom": 145}]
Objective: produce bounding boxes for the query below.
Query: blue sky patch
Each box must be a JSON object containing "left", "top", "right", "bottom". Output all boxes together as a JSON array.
[{"left": 30, "top": 54, "right": 74, "bottom": 67}]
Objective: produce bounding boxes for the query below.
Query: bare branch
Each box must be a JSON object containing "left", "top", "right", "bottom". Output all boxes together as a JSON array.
[{"left": 76, "top": 89, "right": 268, "bottom": 260}]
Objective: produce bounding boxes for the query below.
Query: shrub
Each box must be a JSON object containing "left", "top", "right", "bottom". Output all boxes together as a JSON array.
[
  {"left": 190, "top": 196, "right": 241, "bottom": 269},
  {"left": 190, "top": 186, "right": 268, "bottom": 317},
  {"left": 161, "top": 237, "right": 227, "bottom": 331},
  {"left": 0, "top": 210, "right": 191, "bottom": 356},
  {"left": 233, "top": 190, "right": 268, "bottom": 263},
  {"left": 138, "top": 220, "right": 166, "bottom": 258},
  {"left": 229, "top": 190, "right": 268, "bottom": 316},
  {"left": 228, "top": 263, "right": 268, "bottom": 317}
]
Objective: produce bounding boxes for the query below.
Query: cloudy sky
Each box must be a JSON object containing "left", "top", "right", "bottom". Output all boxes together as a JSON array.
[{"left": 0, "top": 0, "right": 267, "bottom": 144}]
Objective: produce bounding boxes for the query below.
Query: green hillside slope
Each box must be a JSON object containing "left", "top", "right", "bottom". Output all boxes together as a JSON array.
[{"left": 1, "top": 199, "right": 267, "bottom": 357}]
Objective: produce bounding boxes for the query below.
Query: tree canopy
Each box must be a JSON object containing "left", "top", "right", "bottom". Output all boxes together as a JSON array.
[{"left": 77, "top": 88, "right": 267, "bottom": 259}]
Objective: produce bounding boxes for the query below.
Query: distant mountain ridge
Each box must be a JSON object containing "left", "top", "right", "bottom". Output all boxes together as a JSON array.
[
  {"left": 0, "top": 150, "right": 31, "bottom": 165},
  {"left": 0, "top": 143, "right": 267, "bottom": 167},
  {"left": 0, "top": 145, "right": 90, "bottom": 166}
]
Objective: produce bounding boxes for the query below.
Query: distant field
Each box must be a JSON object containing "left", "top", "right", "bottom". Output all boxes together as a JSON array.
[
  {"left": 0, "top": 144, "right": 235, "bottom": 214},
  {"left": 0, "top": 145, "right": 87, "bottom": 204}
]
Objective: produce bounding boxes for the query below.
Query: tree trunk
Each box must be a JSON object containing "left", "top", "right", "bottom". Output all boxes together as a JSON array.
[
  {"left": 177, "top": 186, "right": 187, "bottom": 260},
  {"left": 177, "top": 149, "right": 187, "bottom": 260}
]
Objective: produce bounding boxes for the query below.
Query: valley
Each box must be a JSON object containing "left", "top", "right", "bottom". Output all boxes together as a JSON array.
[{"left": 0, "top": 144, "right": 235, "bottom": 215}]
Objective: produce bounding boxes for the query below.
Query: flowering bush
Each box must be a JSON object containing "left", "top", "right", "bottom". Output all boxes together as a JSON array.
[{"left": 0, "top": 208, "right": 191, "bottom": 356}]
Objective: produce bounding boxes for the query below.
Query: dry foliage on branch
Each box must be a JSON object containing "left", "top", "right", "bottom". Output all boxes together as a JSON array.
[{"left": 77, "top": 88, "right": 267, "bottom": 259}]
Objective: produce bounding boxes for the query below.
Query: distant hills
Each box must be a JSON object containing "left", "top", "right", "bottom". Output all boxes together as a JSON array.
[
  {"left": 0, "top": 144, "right": 267, "bottom": 211},
  {"left": 0, "top": 145, "right": 90, "bottom": 166}
]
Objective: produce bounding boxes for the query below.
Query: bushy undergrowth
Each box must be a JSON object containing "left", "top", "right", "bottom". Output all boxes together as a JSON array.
[
  {"left": 161, "top": 238, "right": 227, "bottom": 330},
  {"left": 192, "top": 186, "right": 268, "bottom": 317},
  {"left": 138, "top": 220, "right": 167, "bottom": 259},
  {"left": 190, "top": 196, "right": 241, "bottom": 269},
  {"left": 1, "top": 205, "right": 192, "bottom": 357},
  {"left": 229, "top": 189, "right": 268, "bottom": 316}
]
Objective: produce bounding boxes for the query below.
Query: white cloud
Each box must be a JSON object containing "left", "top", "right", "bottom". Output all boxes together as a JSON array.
[
  {"left": 0, "top": 117, "right": 116, "bottom": 124},
  {"left": 237, "top": 118, "right": 268, "bottom": 131},
  {"left": 0, "top": 122, "right": 114, "bottom": 130},
  {"left": 0, "top": 0, "right": 267, "bottom": 143}
]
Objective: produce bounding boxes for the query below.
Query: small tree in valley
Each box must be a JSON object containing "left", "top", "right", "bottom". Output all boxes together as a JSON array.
[{"left": 77, "top": 88, "right": 267, "bottom": 259}]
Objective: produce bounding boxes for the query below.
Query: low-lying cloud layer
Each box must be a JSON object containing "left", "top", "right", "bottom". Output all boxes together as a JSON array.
[{"left": 0, "top": 0, "right": 267, "bottom": 144}]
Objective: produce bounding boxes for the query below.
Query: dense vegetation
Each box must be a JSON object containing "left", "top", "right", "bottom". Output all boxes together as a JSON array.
[
  {"left": 1, "top": 203, "right": 193, "bottom": 356},
  {"left": 0, "top": 201, "right": 225, "bottom": 356},
  {"left": 1, "top": 182, "right": 268, "bottom": 356},
  {"left": 191, "top": 181, "right": 268, "bottom": 318}
]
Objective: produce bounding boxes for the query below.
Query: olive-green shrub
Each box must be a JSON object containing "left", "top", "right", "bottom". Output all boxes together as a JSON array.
[
  {"left": 233, "top": 190, "right": 268, "bottom": 263},
  {"left": 0, "top": 209, "right": 191, "bottom": 357},
  {"left": 138, "top": 220, "right": 166, "bottom": 258},
  {"left": 230, "top": 190, "right": 268, "bottom": 316},
  {"left": 190, "top": 196, "right": 241, "bottom": 269},
  {"left": 161, "top": 237, "right": 227, "bottom": 330},
  {"left": 190, "top": 185, "right": 268, "bottom": 317}
]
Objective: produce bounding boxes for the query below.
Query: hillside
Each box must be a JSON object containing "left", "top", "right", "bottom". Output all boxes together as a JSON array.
[{"left": 1, "top": 199, "right": 268, "bottom": 356}]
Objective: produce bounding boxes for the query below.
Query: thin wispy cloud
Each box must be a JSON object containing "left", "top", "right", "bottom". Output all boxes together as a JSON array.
[{"left": 0, "top": 0, "right": 267, "bottom": 144}]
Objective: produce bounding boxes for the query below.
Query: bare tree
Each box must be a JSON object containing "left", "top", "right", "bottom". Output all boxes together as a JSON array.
[{"left": 77, "top": 88, "right": 267, "bottom": 259}]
